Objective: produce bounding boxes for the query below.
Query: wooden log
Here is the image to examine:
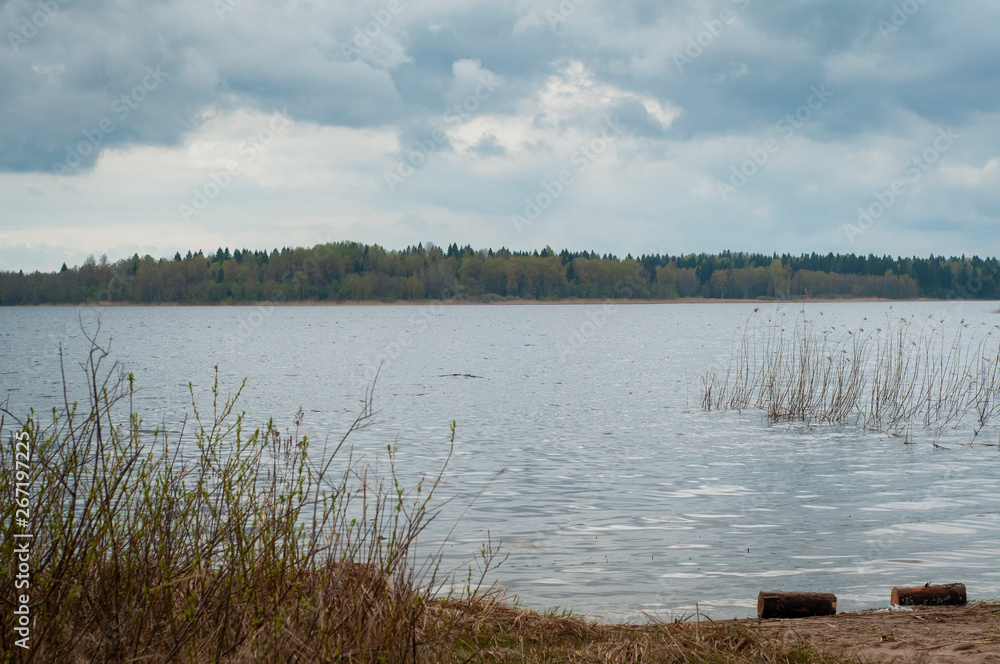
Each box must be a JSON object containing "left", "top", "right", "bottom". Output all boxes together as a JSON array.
[
  {"left": 757, "top": 591, "right": 837, "bottom": 619},
  {"left": 890, "top": 583, "right": 966, "bottom": 606}
]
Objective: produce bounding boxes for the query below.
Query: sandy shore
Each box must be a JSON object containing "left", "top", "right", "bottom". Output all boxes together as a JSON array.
[{"left": 751, "top": 602, "right": 1000, "bottom": 663}]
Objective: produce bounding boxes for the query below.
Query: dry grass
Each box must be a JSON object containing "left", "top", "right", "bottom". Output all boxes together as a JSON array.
[
  {"left": 433, "top": 590, "right": 851, "bottom": 663},
  {"left": 702, "top": 311, "right": 1000, "bottom": 443}
]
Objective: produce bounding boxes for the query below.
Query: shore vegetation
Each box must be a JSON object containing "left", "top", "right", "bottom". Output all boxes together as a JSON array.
[
  {"left": 702, "top": 311, "right": 1000, "bottom": 443},
  {"left": 3, "top": 242, "right": 998, "bottom": 305}
]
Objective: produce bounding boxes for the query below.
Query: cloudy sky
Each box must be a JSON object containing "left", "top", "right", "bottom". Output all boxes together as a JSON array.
[{"left": 1, "top": 0, "right": 998, "bottom": 272}]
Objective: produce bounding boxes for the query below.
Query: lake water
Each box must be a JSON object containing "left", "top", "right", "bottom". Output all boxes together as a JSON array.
[{"left": 2, "top": 301, "right": 999, "bottom": 620}]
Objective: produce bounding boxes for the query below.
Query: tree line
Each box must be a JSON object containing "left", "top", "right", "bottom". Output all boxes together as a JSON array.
[{"left": 2, "top": 241, "right": 998, "bottom": 305}]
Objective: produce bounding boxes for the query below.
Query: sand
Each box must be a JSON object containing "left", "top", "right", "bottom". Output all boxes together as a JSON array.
[{"left": 750, "top": 602, "right": 1000, "bottom": 663}]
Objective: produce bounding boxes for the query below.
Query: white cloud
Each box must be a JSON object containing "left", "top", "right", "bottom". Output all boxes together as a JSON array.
[
  {"left": 533, "top": 60, "right": 678, "bottom": 130},
  {"left": 940, "top": 158, "right": 1000, "bottom": 188}
]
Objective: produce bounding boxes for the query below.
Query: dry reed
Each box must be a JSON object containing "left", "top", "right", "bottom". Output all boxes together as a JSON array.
[{"left": 702, "top": 311, "right": 1000, "bottom": 442}]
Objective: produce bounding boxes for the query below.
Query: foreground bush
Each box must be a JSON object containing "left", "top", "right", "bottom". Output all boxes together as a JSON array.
[{"left": 0, "top": 328, "right": 463, "bottom": 662}]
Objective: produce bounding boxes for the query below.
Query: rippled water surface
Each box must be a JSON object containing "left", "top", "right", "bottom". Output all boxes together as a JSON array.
[{"left": 2, "top": 301, "right": 999, "bottom": 619}]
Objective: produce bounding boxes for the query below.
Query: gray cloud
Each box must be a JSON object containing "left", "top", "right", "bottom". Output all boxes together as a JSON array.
[
  {"left": 4, "top": 0, "right": 995, "bottom": 170},
  {"left": 470, "top": 133, "right": 507, "bottom": 158},
  {"left": 611, "top": 99, "right": 667, "bottom": 138}
]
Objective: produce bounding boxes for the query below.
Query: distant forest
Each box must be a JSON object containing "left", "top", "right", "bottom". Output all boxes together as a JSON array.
[{"left": 2, "top": 242, "right": 1000, "bottom": 305}]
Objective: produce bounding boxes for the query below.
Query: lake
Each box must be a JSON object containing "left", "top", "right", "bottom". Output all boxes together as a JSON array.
[{"left": 2, "top": 301, "right": 999, "bottom": 620}]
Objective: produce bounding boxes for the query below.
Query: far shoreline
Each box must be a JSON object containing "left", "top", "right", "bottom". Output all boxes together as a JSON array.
[{"left": 6, "top": 296, "right": 992, "bottom": 308}]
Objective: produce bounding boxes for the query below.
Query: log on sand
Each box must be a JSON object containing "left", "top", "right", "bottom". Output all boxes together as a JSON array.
[
  {"left": 757, "top": 591, "right": 837, "bottom": 619},
  {"left": 891, "top": 583, "right": 966, "bottom": 606}
]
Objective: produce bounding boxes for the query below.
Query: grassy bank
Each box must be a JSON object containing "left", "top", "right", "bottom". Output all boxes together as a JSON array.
[{"left": 0, "top": 330, "right": 851, "bottom": 662}]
